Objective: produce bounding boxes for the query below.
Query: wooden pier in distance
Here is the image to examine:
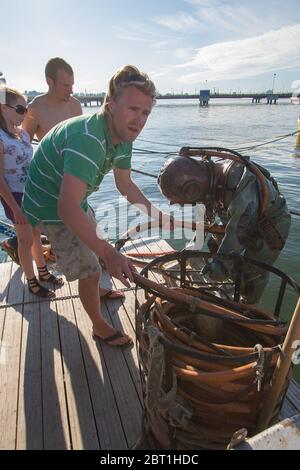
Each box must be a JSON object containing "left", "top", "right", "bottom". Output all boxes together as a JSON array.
[
  {"left": 76, "top": 95, "right": 104, "bottom": 107},
  {"left": 0, "top": 237, "right": 299, "bottom": 450},
  {"left": 26, "top": 92, "right": 292, "bottom": 108},
  {"left": 158, "top": 92, "right": 291, "bottom": 103}
]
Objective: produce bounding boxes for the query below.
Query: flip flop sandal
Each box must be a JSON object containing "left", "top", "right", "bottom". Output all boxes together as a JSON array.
[
  {"left": 100, "top": 289, "right": 125, "bottom": 300},
  {"left": 92, "top": 330, "right": 133, "bottom": 348}
]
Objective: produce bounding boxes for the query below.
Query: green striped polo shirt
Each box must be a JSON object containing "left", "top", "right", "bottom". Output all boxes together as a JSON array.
[{"left": 22, "top": 112, "right": 132, "bottom": 226}]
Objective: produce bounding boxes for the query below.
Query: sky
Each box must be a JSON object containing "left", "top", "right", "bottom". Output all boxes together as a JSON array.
[{"left": 1, "top": 0, "right": 300, "bottom": 94}]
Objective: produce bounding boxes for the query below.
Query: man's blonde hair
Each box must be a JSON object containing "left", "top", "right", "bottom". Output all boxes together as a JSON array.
[{"left": 103, "top": 65, "right": 156, "bottom": 112}]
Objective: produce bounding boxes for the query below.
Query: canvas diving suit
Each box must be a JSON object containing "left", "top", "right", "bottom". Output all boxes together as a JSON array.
[{"left": 204, "top": 161, "right": 291, "bottom": 303}]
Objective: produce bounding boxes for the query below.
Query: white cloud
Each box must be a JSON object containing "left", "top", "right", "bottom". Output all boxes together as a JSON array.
[
  {"left": 113, "top": 21, "right": 163, "bottom": 43},
  {"left": 113, "top": 31, "right": 151, "bottom": 42},
  {"left": 174, "top": 48, "right": 196, "bottom": 60},
  {"left": 152, "top": 40, "right": 170, "bottom": 49},
  {"left": 199, "top": 6, "right": 264, "bottom": 34},
  {"left": 184, "top": 1, "right": 285, "bottom": 37},
  {"left": 176, "top": 24, "right": 300, "bottom": 83},
  {"left": 149, "top": 71, "right": 168, "bottom": 78},
  {"left": 185, "top": 0, "right": 215, "bottom": 5},
  {"left": 154, "top": 12, "right": 200, "bottom": 32}
]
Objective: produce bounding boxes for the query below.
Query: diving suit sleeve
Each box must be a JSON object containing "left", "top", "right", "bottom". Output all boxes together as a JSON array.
[
  {"left": 219, "top": 177, "right": 259, "bottom": 254},
  {"left": 206, "top": 180, "right": 259, "bottom": 281}
]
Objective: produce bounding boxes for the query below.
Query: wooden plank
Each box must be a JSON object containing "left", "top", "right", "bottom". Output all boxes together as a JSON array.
[
  {"left": 279, "top": 396, "right": 298, "bottom": 420},
  {"left": 103, "top": 291, "right": 142, "bottom": 402},
  {"left": 7, "top": 266, "right": 43, "bottom": 450},
  {"left": 70, "top": 294, "right": 128, "bottom": 450},
  {"left": 0, "top": 262, "right": 13, "bottom": 342},
  {"left": 108, "top": 291, "right": 145, "bottom": 408},
  {"left": 8, "top": 263, "right": 25, "bottom": 305},
  {"left": 0, "top": 263, "right": 13, "bottom": 382},
  {"left": 100, "top": 300, "right": 142, "bottom": 449},
  {"left": 56, "top": 280, "right": 100, "bottom": 450},
  {"left": 37, "top": 282, "right": 71, "bottom": 449},
  {"left": 0, "top": 261, "right": 12, "bottom": 308},
  {"left": 99, "top": 247, "right": 144, "bottom": 404},
  {"left": 74, "top": 254, "right": 143, "bottom": 449},
  {"left": 285, "top": 379, "right": 300, "bottom": 412},
  {"left": 0, "top": 264, "right": 23, "bottom": 449},
  {"left": 16, "top": 296, "right": 43, "bottom": 449}
]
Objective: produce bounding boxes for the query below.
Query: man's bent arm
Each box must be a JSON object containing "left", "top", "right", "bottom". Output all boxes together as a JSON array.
[{"left": 114, "top": 168, "right": 161, "bottom": 219}]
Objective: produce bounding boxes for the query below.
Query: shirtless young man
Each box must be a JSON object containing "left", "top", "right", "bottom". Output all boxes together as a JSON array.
[
  {"left": 23, "top": 57, "right": 82, "bottom": 142},
  {"left": 3, "top": 58, "right": 121, "bottom": 299}
]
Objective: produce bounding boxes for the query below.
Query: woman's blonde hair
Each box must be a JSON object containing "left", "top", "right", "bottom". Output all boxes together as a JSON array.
[
  {"left": 103, "top": 65, "right": 156, "bottom": 112},
  {"left": 0, "top": 86, "right": 25, "bottom": 138}
]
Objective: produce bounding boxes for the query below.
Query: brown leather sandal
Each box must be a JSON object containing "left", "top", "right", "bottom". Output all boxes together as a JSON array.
[
  {"left": 28, "top": 277, "right": 55, "bottom": 299},
  {"left": 38, "top": 266, "right": 64, "bottom": 286}
]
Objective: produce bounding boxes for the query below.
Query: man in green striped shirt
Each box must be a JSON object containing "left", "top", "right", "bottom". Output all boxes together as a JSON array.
[{"left": 22, "top": 65, "right": 170, "bottom": 347}]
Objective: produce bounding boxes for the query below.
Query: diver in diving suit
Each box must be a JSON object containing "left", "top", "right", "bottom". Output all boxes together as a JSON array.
[{"left": 158, "top": 154, "right": 291, "bottom": 304}]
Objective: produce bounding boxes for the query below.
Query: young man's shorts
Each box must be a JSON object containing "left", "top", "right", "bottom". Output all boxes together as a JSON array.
[{"left": 39, "top": 209, "right": 101, "bottom": 282}]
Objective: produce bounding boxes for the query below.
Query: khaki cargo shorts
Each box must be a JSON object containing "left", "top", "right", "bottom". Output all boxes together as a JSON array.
[{"left": 40, "top": 209, "right": 101, "bottom": 282}]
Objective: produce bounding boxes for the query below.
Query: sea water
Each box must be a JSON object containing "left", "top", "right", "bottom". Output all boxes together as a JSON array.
[{"left": 1, "top": 97, "right": 299, "bottom": 374}]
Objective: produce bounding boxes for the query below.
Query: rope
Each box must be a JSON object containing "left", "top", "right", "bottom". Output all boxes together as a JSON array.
[
  {"left": 135, "top": 282, "right": 287, "bottom": 449},
  {"left": 133, "top": 147, "right": 177, "bottom": 156},
  {"left": 0, "top": 285, "right": 142, "bottom": 310},
  {"left": 233, "top": 129, "right": 300, "bottom": 152},
  {"left": 131, "top": 168, "right": 158, "bottom": 178},
  {"left": 133, "top": 249, "right": 300, "bottom": 449},
  {"left": 290, "top": 210, "right": 300, "bottom": 217},
  {"left": 34, "top": 126, "right": 299, "bottom": 154},
  {"left": 136, "top": 137, "right": 179, "bottom": 148},
  {"left": 134, "top": 129, "right": 300, "bottom": 155}
]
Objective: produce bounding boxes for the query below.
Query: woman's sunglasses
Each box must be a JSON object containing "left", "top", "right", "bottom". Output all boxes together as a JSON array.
[{"left": 6, "top": 104, "right": 28, "bottom": 115}]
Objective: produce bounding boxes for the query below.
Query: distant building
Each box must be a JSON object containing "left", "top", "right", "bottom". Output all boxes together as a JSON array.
[
  {"left": 199, "top": 89, "right": 210, "bottom": 106},
  {"left": 266, "top": 89, "right": 278, "bottom": 104},
  {"left": 25, "top": 90, "right": 41, "bottom": 97}
]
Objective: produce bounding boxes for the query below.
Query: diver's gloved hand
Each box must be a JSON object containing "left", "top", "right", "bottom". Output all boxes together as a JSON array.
[{"left": 201, "top": 258, "right": 229, "bottom": 281}]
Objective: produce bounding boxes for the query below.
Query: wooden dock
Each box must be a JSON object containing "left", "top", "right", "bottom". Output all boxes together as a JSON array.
[{"left": 0, "top": 238, "right": 299, "bottom": 450}]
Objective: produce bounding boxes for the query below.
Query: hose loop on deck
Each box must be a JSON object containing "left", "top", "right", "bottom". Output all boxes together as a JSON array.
[{"left": 134, "top": 250, "right": 300, "bottom": 449}]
